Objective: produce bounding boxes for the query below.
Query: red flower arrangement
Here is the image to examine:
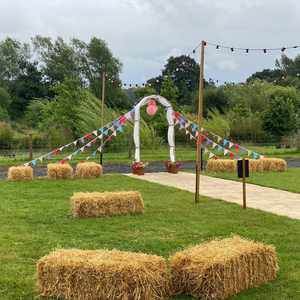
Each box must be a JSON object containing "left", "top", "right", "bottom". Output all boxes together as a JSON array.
[
  {"left": 165, "top": 160, "right": 181, "bottom": 174},
  {"left": 132, "top": 161, "right": 148, "bottom": 175}
]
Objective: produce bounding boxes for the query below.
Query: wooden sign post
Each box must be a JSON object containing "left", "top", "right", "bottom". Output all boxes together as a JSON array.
[
  {"left": 237, "top": 158, "right": 249, "bottom": 209},
  {"left": 100, "top": 70, "right": 106, "bottom": 165},
  {"left": 195, "top": 40, "right": 206, "bottom": 204}
]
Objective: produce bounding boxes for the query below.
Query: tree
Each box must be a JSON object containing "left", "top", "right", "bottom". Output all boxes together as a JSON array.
[
  {"left": 148, "top": 55, "right": 200, "bottom": 106},
  {"left": 160, "top": 76, "right": 179, "bottom": 105},
  {"left": 262, "top": 96, "right": 298, "bottom": 140},
  {"left": 0, "top": 38, "right": 30, "bottom": 84},
  {"left": 9, "top": 61, "right": 49, "bottom": 119},
  {"left": 134, "top": 86, "right": 156, "bottom": 100},
  {"left": 0, "top": 87, "right": 11, "bottom": 120},
  {"left": 203, "top": 86, "right": 229, "bottom": 117},
  {"left": 32, "top": 36, "right": 81, "bottom": 85}
]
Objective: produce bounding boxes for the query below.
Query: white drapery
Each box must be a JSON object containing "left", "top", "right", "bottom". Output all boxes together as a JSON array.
[{"left": 133, "top": 95, "right": 176, "bottom": 163}]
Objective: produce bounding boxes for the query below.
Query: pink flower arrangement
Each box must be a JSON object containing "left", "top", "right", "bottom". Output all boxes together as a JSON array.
[{"left": 132, "top": 161, "right": 148, "bottom": 170}]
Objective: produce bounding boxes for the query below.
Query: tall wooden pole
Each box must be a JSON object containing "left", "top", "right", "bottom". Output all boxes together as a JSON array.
[
  {"left": 195, "top": 40, "right": 206, "bottom": 203},
  {"left": 100, "top": 70, "right": 106, "bottom": 165}
]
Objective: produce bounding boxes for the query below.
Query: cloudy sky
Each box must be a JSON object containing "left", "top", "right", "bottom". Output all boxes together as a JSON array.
[{"left": 1, "top": 0, "right": 300, "bottom": 84}]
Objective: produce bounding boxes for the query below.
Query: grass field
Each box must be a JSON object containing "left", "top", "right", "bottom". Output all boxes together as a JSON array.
[
  {"left": 204, "top": 168, "right": 300, "bottom": 194},
  {"left": 1, "top": 175, "right": 300, "bottom": 299}
]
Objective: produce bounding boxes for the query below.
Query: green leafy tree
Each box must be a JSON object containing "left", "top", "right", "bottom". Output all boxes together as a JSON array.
[
  {"left": 0, "top": 38, "right": 30, "bottom": 84},
  {"left": 262, "top": 96, "right": 298, "bottom": 140},
  {"left": 9, "top": 61, "right": 49, "bottom": 119},
  {"left": 148, "top": 55, "right": 200, "bottom": 106},
  {"left": 160, "top": 76, "right": 179, "bottom": 105},
  {"left": 0, "top": 87, "right": 11, "bottom": 120}
]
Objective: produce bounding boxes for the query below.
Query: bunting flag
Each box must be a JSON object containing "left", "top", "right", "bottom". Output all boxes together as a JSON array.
[
  {"left": 174, "top": 111, "right": 263, "bottom": 160},
  {"left": 24, "top": 110, "right": 134, "bottom": 167}
]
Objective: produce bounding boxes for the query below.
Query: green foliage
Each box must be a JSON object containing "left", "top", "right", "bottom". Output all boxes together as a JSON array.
[
  {"left": 148, "top": 55, "right": 200, "bottom": 106},
  {"left": 134, "top": 86, "right": 156, "bottom": 100},
  {"left": 160, "top": 76, "right": 179, "bottom": 106},
  {"left": 203, "top": 87, "right": 229, "bottom": 117},
  {"left": 203, "top": 110, "right": 230, "bottom": 138},
  {"left": 0, "top": 87, "right": 11, "bottom": 120},
  {"left": 0, "top": 121, "right": 14, "bottom": 146},
  {"left": 262, "top": 96, "right": 298, "bottom": 139}
]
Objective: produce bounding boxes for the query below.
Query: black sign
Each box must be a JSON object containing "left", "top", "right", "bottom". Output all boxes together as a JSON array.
[{"left": 237, "top": 159, "right": 249, "bottom": 178}]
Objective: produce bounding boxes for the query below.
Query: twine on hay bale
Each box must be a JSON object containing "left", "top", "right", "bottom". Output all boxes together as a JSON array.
[
  {"left": 71, "top": 191, "right": 144, "bottom": 217},
  {"left": 260, "top": 158, "right": 287, "bottom": 172},
  {"left": 47, "top": 163, "right": 73, "bottom": 179},
  {"left": 170, "top": 236, "right": 278, "bottom": 300},
  {"left": 206, "top": 159, "right": 236, "bottom": 173},
  {"left": 37, "top": 249, "right": 170, "bottom": 300},
  {"left": 7, "top": 166, "right": 33, "bottom": 181},
  {"left": 75, "top": 162, "right": 103, "bottom": 178}
]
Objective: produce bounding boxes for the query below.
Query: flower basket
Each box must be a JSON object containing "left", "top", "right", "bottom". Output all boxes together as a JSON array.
[
  {"left": 165, "top": 161, "right": 181, "bottom": 174},
  {"left": 132, "top": 162, "right": 148, "bottom": 176}
]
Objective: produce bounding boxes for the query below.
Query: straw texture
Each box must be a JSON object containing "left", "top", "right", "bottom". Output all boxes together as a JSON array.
[
  {"left": 7, "top": 166, "right": 33, "bottom": 181},
  {"left": 170, "top": 236, "right": 278, "bottom": 300},
  {"left": 37, "top": 249, "right": 170, "bottom": 300},
  {"left": 260, "top": 158, "right": 287, "bottom": 172},
  {"left": 71, "top": 191, "right": 144, "bottom": 217},
  {"left": 206, "top": 159, "right": 236, "bottom": 173},
  {"left": 75, "top": 162, "right": 103, "bottom": 179},
  {"left": 47, "top": 163, "right": 73, "bottom": 179},
  {"left": 206, "top": 158, "right": 286, "bottom": 173}
]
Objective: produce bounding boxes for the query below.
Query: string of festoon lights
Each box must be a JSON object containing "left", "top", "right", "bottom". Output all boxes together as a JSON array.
[
  {"left": 190, "top": 41, "right": 300, "bottom": 55},
  {"left": 103, "top": 39, "right": 300, "bottom": 88}
]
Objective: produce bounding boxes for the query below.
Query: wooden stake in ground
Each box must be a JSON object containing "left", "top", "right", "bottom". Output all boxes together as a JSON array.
[
  {"left": 28, "top": 133, "right": 33, "bottom": 160},
  {"left": 195, "top": 41, "right": 206, "bottom": 204},
  {"left": 100, "top": 70, "right": 106, "bottom": 165},
  {"left": 242, "top": 158, "right": 247, "bottom": 209}
]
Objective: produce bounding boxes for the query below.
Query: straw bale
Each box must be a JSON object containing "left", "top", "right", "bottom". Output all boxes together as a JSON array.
[
  {"left": 260, "top": 158, "right": 287, "bottom": 172},
  {"left": 71, "top": 191, "right": 144, "bottom": 217},
  {"left": 37, "top": 249, "right": 169, "bottom": 300},
  {"left": 75, "top": 162, "right": 103, "bottom": 178},
  {"left": 248, "top": 159, "right": 264, "bottom": 173},
  {"left": 7, "top": 166, "right": 33, "bottom": 181},
  {"left": 47, "top": 163, "right": 73, "bottom": 179},
  {"left": 170, "top": 236, "right": 278, "bottom": 300},
  {"left": 206, "top": 159, "right": 236, "bottom": 173}
]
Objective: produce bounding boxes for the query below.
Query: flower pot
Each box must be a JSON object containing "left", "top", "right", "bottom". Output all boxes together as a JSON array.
[
  {"left": 166, "top": 164, "right": 179, "bottom": 174},
  {"left": 132, "top": 167, "right": 144, "bottom": 175}
]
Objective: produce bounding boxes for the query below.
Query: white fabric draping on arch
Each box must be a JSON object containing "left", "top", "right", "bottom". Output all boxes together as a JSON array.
[{"left": 133, "top": 95, "right": 175, "bottom": 163}]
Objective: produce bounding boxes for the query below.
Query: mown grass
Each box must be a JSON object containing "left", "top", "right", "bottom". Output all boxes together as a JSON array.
[
  {"left": 1, "top": 175, "right": 300, "bottom": 299},
  {"left": 204, "top": 168, "right": 300, "bottom": 194}
]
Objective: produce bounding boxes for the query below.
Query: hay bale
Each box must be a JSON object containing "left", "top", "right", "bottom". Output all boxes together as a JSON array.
[
  {"left": 260, "top": 158, "right": 287, "bottom": 172},
  {"left": 47, "top": 163, "right": 73, "bottom": 179},
  {"left": 75, "top": 162, "right": 103, "bottom": 178},
  {"left": 206, "top": 159, "right": 236, "bottom": 173},
  {"left": 37, "top": 249, "right": 169, "bottom": 300},
  {"left": 7, "top": 166, "right": 33, "bottom": 181},
  {"left": 249, "top": 159, "right": 264, "bottom": 173},
  {"left": 170, "top": 236, "right": 278, "bottom": 300},
  {"left": 71, "top": 191, "right": 144, "bottom": 217}
]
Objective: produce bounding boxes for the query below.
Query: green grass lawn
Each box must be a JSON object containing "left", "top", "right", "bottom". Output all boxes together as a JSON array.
[
  {"left": 204, "top": 168, "right": 300, "bottom": 194},
  {"left": 1, "top": 175, "right": 300, "bottom": 299}
]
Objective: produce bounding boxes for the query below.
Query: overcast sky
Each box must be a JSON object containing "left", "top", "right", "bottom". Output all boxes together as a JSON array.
[{"left": 1, "top": 0, "right": 300, "bottom": 84}]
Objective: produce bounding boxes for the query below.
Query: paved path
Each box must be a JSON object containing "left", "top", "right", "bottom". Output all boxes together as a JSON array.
[{"left": 126, "top": 172, "right": 300, "bottom": 220}]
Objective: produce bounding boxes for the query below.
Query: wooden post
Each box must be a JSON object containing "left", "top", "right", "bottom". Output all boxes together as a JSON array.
[
  {"left": 195, "top": 40, "right": 206, "bottom": 203},
  {"left": 100, "top": 70, "right": 105, "bottom": 165},
  {"left": 242, "top": 158, "right": 247, "bottom": 209},
  {"left": 29, "top": 133, "right": 33, "bottom": 160}
]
